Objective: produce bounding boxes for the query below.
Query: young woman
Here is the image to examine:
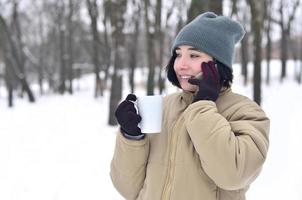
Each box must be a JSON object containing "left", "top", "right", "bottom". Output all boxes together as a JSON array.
[{"left": 111, "top": 12, "right": 270, "bottom": 200}]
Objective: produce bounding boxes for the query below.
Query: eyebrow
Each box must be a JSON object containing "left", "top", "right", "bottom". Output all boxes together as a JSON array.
[
  {"left": 188, "top": 47, "right": 203, "bottom": 52},
  {"left": 175, "top": 47, "right": 203, "bottom": 53}
]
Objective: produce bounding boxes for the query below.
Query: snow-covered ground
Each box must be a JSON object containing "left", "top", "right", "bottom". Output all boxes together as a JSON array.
[{"left": 0, "top": 60, "right": 302, "bottom": 200}]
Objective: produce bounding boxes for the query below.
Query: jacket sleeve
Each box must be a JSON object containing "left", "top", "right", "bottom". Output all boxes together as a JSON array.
[
  {"left": 110, "top": 132, "right": 150, "bottom": 200},
  {"left": 183, "top": 99, "right": 270, "bottom": 190}
]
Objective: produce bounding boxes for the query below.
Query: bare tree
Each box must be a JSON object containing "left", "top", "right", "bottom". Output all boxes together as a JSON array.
[
  {"left": 272, "top": 0, "right": 300, "bottom": 81},
  {"left": 11, "top": 0, "right": 34, "bottom": 100},
  {"left": 209, "top": 0, "right": 223, "bottom": 14},
  {"left": 108, "top": 0, "right": 127, "bottom": 125},
  {"left": 86, "top": 0, "right": 103, "bottom": 97},
  {"left": 0, "top": 3, "right": 35, "bottom": 104},
  {"left": 56, "top": 0, "right": 67, "bottom": 94},
  {"left": 126, "top": 0, "right": 141, "bottom": 93},
  {"left": 0, "top": 25, "right": 14, "bottom": 107},
  {"left": 103, "top": 0, "right": 112, "bottom": 88},
  {"left": 143, "top": 0, "right": 156, "bottom": 95},
  {"left": 3, "top": 54, "right": 15, "bottom": 107},
  {"left": 187, "top": 0, "right": 209, "bottom": 22},
  {"left": 300, "top": 9, "right": 302, "bottom": 84},
  {"left": 33, "top": 0, "right": 46, "bottom": 95},
  {"left": 231, "top": 0, "right": 250, "bottom": 86},
  {"left": 240, "top": 17, "right": 249, "bottom": 86},
  {"left": 247, "top": 0, "right": 266, "bottom": 105},
  {"left": 265, "top": 0, "right": 273, "bottom": 85},
  {"left": 157, "top": 1, "right": 175, "bottom": 94},
  {"left": 66, "top": 0, "right": 76, "bottom": 94},
  {"left": 154, "top": 0, "right": 164, "bottom": 93}
]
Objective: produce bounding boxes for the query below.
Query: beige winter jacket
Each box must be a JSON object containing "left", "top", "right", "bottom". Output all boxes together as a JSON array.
[{"left": 110, "top": 88, "right": 270, "bottom": 200}]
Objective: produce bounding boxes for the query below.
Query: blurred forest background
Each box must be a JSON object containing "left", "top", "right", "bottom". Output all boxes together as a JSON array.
[{"left": 0, "top": 0, "right": 302, "bottom": 125}]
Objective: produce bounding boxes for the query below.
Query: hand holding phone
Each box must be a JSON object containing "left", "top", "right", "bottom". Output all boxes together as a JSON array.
[{"left": 188, "top": 61, "right": 221, "bottom": 102}]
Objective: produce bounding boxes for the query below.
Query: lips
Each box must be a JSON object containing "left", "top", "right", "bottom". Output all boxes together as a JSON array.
[{"left": 179, "top": 75, "right": 195, "bottom": 80}]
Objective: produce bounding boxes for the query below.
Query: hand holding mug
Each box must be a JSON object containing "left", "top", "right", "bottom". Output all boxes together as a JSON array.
[{"left": 115, "top": 94, "right": 142, "bottom": 137}]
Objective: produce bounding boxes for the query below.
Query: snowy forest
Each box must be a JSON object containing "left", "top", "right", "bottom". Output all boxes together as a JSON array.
[
  {"left": 0, "top": 0, "right": 301, "bottom": 123},
  {"left": 1, "top": 0, "right": 302, "bottom": 199}
]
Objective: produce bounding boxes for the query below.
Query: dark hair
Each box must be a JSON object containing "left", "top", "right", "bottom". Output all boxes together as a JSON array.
[{"left": 166, "top": 53, "right": 233, "bottom": 88}]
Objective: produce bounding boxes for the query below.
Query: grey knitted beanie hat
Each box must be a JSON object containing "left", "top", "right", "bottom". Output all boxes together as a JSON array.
[{"left": 171, "top": 12, "right": 245, "bottom": 69}]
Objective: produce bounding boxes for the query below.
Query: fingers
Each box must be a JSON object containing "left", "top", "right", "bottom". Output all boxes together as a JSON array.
[
  {"left": 188, "top": 78, "right": 200, "bottom": 86},
  {"left": 201, "top": 62, "right": 209, "bottom": 80},
  {"left": 128, "top": 112, "right": 142, "bottom": 124},
  {"left": 124, "top": 103, "right": 137, "bottom": 113},
  {"left": 201, "top": 61, "right": 219, "bottom": 83},
  {"left": 135, "top": 127, "right": 142, "bottom": 134},
  {"left": 117, "top": 93, "right": 137, "bottom": 113},
  {"left": 118, "top": 101, "right": 137, "bottom": 113},
  {"left": 207, "top": 61, "right": 219, "bottom": 81},
  {"left": 126, "top": 94, "right": 137, "bottom": 101}
]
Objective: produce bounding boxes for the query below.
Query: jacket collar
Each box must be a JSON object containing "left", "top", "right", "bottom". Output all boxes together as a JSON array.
[
  {"left": 180, "top": 91, "right": 194, "bottom": 105},
  {"left": 179, "top": 87, "right": 231, "bottom": 105}
]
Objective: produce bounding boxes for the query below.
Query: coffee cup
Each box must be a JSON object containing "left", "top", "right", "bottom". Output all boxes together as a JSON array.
[{"left": 137, "top": 95, "right": 163, "bottom": 134}]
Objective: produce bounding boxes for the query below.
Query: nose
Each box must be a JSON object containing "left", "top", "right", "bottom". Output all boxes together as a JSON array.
[{"left": 177, "top": 55, "right": 189, "bottom": 70}]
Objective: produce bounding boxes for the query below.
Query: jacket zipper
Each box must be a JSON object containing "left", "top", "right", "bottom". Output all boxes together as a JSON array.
[{"left": 162, "top": 115, "right": 183, "bottom": 200}]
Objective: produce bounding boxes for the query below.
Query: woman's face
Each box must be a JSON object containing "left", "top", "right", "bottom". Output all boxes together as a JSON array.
[{"left": 173, "top": 45, "right": 213, "bottom": 92}]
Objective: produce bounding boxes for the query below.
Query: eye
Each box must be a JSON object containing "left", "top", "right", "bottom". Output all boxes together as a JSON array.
[
  {"left": 175, "top": 52, "right": 181, "bottom": 58},
  {"left": 190, "top": 54, "right": 199, "bottom": 58}
]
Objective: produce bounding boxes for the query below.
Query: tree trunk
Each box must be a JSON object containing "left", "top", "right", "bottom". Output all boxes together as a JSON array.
[
  {"left": 103, "top": 0, "right": 111, "bottom": 88},
  {"left": 108, "top": 0, "right": 127, "bottom": 126},
  {"left": 127, "top": 1, "right": 140, "bottom": 93},
  {"left": 38, "top": 15, "right": 44, "bottom": 95},
  {"left": 265, "top": 2, "right": 272, "bottom": 85},
  {"left": 5, "top": 66, "right": 14, "bottom": 107},
  {"left": 67, "top": 0, "right": 75, "bottom": 94},
  {"left": 12, "top": 1, "right": 27, "bottom": 98},
  {"left": 154, "top": 0, "right": 165, "bottom": 94},
  {"left": 109, "top": 58, "right": 122, "bottom": 125},
  {"left": 241, "top": 32, "right": 249, "bottom": 86},
  {"left": 299, "top": 62, "right": 302, "bottom": 84},
  {"left": 187, "top": 0, "right": 209, "bottom": 22},
  {"left": 108, "top": 74, "right": 122, "bottom": 125},
  {"left": 248, "top": 0, "right": 264, "bottom": 105},
  {"left": 278, "top": 0, "right": 300, "bottom": 81},
  {"left": 209, "top": 0, "right": 223, "bottom": 15},
  {"left": 144, "top": 0, "right": 155, "bottom": 95},
  {"left": 58, "top": 24, "right": 66, "bottom": 94},
  {"left": 253, "top": 25, "right": 262, "bottom": 105},
  {"left": 0, "top": 13, "right": 35, "bottom": 103},
  {"left": 280, "top": 29, "right": 287, "bottom": 81},
  {"left": 3, "top": 46, "right": 14, "bottom": 107},
  {"left": 128, "top": 18, "right": 139, "bottom": 93},
  {"left": 159, "top": 3, "right": 174, "bottom": 94},
  {"left": 230, "top": 0, "right": 248, "bottom": 85},
  {"left": 279, "top": 1, "right": 286, "bottom": 82},
  {"left": 86, "top": 0, "right": 102, "bottom": 98},
  {"left": 57, "top": 1, "right": 66, "bottom": 94},
  {"left": 1, "top": 12, "right": 14, "bottom": 107},
  {"left": 300, "top": 30, "right": 302, "bottom": 84},
  {"left": 265, "top": 0, "right": 273, "bottom": 85}
]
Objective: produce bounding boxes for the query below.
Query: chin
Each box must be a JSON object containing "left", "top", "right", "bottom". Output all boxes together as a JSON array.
[
  {"left": 180, "top": 83, "right": 197, "bottom": 92},
  {"left": 183, "top": 88, "right": 196, "bottom": 92}
]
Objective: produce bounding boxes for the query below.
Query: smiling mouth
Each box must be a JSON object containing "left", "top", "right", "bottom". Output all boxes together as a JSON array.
[{"left": 179, "top": 75, "right": 194, "bottom": 79}]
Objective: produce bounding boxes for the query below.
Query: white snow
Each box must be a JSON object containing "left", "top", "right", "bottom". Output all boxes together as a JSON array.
[{"left": 0, "top": 60, "right": 302, "bottom": 199}]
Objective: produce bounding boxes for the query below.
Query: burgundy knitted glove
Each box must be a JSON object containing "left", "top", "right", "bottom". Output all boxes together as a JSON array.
[{"left": 188, "top": 61, "right": 221, "bottom": 102}]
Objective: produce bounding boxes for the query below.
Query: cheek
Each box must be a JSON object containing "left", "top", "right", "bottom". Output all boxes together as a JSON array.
[
  {"left": 173, "top": 61, "right": 180, "bottom": 72},
  {"left": 192, "top": 58, "right": 213, "bottom": 72},
  {"left": 191, "top": 61, "right": 202, "bottom": 73}
]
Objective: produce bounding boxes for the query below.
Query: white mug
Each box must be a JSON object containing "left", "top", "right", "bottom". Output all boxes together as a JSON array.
[{"left": 137, "top": 95, "right": 163, "bottom": 134}]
